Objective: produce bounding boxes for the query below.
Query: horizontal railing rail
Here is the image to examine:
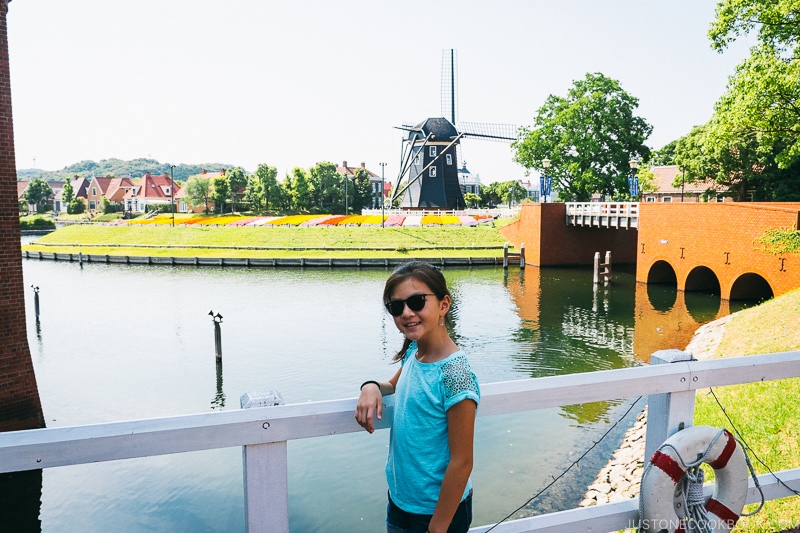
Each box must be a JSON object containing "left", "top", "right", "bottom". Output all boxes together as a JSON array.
[
  {"left": 565, "top": 202, "right": 639, "bottom": 229},
  {"left": 1, "top": 349, "right": 799, "bottom": 532}
]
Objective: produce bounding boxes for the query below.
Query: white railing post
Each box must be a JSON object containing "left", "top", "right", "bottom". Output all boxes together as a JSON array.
[
  {"left": 241, "top": 391, "right": 288, "bottom": 533},
  {"left": 644, "top": 349, "right": 696, "bottom": 461},
  {"left": 243, "top": 441, "right": 290, "bottom": 533}
]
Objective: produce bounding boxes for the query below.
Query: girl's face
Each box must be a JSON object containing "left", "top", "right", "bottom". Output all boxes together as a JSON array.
[{"left": 388, "top": 277, "right": 449, "bottom": 343}]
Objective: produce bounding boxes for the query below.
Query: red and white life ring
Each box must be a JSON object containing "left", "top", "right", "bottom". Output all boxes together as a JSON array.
[{"left": 640, "top": 425, "right": 749, "bottom": 533}]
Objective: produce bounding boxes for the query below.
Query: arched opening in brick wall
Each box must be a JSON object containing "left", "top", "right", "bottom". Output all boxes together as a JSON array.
[
  {"left": 646, "top": 260, "right": 678, "bottom": 285},
  {"left": 730, "top": 273, "right": 774, "bottom": 303},
  {"left": 685, "top": 266, "right": 721, "bottom": 295},
  {"left": 684, "top": 266, "right": 722, "bottom": 322}
]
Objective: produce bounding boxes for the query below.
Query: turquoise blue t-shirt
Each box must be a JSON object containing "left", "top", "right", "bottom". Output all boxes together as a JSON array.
[{"left": 386, "top": 341, "right": 480, "bottom": 514}]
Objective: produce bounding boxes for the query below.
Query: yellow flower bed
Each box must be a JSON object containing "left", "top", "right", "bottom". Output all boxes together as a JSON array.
[{"left": 421, "top": 215, "right": 442, "bottom": 226}]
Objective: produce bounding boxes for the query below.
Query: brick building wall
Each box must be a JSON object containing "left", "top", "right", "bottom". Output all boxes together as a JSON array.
[
  {"left": 500, "top": 203, "right": 638, "bottom": 266},
  {"left": 0, "top": 0, "right": 45, "bottom": 432},
  {"left": 637, "top": 203, "right": 800, "bottom": 299}
]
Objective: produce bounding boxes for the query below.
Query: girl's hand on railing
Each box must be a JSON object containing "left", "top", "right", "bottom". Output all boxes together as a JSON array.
[{"left": 355, "top": 384, "right": 383, "bottom": 434}]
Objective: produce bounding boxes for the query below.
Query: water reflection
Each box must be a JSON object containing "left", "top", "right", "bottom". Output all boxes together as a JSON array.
[{"left": 212, "top": 361, "right": 225, "bottom": 410}]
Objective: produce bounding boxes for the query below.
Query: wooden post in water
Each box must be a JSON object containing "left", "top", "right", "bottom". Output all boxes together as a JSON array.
[
  {"left": 31, "top": 286, "right": 39, "bottom": 318},
  {"left": 209, "top": 311, "right": 223, "bottom": 362},
  {"left": 519, "top": 243, "right": 525, "bottom": 269},
  {"left": 503, "top": 243, "right": 509, "bottom": 269}
]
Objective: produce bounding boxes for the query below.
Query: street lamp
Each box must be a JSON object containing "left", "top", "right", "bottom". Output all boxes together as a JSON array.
[
  {"left": 379, "top": 162, "right": 387, "bottom": 227},
  {"left": 169, "top": 164, "right": 176, "bottom": 227},
  {"left": 541, "top": 158, "right": 551, "bottom": 203},
  {"left": 343, "top": 173, "right": 349, "bottom": 214},
  {"left": 628, "top": 159, "right": 639, "bottom": 199}
]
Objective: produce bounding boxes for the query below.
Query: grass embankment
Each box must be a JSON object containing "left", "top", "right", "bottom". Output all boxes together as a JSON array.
[
  {"left": 22, "top": 223, "right": 512, "bottom": 259},
  {"left": 694, "top": 287, "right": 800, "bottom": 532}
]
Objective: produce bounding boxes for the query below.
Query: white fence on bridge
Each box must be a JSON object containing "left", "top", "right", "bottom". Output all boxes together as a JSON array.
[
  {"left": 566, "top": 202, "right": 639, "bottom": 229},
  {"left": 1, "top": 350, "right": 799, "bottom": 532}
]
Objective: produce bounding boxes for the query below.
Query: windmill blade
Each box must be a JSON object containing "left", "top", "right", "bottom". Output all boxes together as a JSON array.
[
  {"left": 457, "top": 122, "right": 518, "bottom": 142},
  {"left": 441, "top": 49, "right": 458, "bottom": 125}
]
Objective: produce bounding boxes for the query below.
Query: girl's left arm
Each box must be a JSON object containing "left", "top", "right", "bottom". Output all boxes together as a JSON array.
[{"left": 427, "top": 399, "right": 477, "bottom": 533}]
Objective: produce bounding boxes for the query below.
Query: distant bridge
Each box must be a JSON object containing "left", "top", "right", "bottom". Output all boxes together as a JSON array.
[{"left": 500, "top": 202, "right": 800, "bottom": 301}]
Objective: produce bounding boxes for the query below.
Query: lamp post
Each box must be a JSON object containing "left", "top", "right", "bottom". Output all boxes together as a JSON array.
[
  {"left": 379, "top": 162, "right": 387, "bottom": 227},
  {"left": 169, "top": 164, "right": 176, "bottom": 226},
  {"left": 628, "top": 159, "right": 639, "bottom": 199},
  {"left": 343, "top": 173, "right": 349, "bottom": 215},
  {"left": 541, "top": 158, "right": 551, "bottom": 203}
]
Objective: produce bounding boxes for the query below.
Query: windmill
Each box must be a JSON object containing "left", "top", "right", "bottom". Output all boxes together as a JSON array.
[{"left": 390, "top": 49, "right": 517, "bottom": 210}]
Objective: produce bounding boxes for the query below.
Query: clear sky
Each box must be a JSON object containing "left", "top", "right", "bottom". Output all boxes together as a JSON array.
[{"left": 8, "top": 1, "right": 751, "bottom": 185}]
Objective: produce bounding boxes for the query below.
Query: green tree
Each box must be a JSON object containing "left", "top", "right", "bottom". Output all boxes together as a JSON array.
[
  {"left": 23, "top": 178, "right": 54, "bottom": 212},
  {"left": 100, "top": 195, "right": 113, "bottom": 214},
  {"left": 650, "top": 140, "right": 679, "bottom": 166},
  {"left": 62, "top": 179, "right": 74, "bottom": 207},
  {"left": 513, "top": 72, "right": 652, "bottom": 201},
  {"left": 225, "top": 167, "right": 248, "bottom": 214},
  {"left": 351, "top": 167, "right": 373, "bottom": 213},
  {"left": 255, "top": 163, "right": 280, "bottom": 214},
  {"left": 68, "top": 198, "right": 85, "bottom": 214},
  {"left": 308, "top": 162, "right": 342, "bottom": 212},
  {"left": 709, "top": 0, "right": 800, "bottom": 168},
  {"left": 673, "top": 123, "right": 776, "bottom": 201},
  {"left": 244, "top": 176, "right": 264, "bottom": 212},
  {"left": 288, "top": 167, "right": 313, "bottom": 211},
  {"left": 479, "top": 182, "right": 503, "bottom": 208},
  {"left": 210, "top": 175, "right": 230, "bottom": 214},
  {"left": 185, "top": 176, "right": 212, "bottom": 214},
  {"left": 463, "top": 192, "right": 481, "bottom": 208}
]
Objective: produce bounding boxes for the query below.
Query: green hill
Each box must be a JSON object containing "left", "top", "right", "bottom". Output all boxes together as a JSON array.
[{"left": 16, "top": 158, "right": 233, "bottom": 182}]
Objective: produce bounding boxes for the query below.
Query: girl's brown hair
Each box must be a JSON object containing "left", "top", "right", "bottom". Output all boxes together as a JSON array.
[{"left": 383, "top": 261, "right": 452, "bottom": 363}]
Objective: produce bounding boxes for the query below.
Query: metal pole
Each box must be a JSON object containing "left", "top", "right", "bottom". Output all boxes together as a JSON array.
[
  {"left": 344, "top": 174, "right": 348, "bottom": 214},
  {"left": 379, "top": 162, "right": 387, "bottom": 227},
  {"left": 170, "top": 165, "right": 175, "bottom": 227}
]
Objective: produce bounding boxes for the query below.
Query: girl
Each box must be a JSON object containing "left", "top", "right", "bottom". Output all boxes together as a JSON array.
[{"left": 355, "top": 261, "right": 480, "bottom": 533}]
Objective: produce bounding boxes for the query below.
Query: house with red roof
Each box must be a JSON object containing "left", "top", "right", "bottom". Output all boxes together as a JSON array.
[
  {"left": 17, "top": 179, "right": 66, "bottom": 213},
  {"left": 123, "top": 172, "right": 180, "bottom": 213},
  {"left": 645, "top": 165, "right": 730, "bottom": 203},
  {"left": 86, "top": 176, "right": 134, "bottom": 211}
]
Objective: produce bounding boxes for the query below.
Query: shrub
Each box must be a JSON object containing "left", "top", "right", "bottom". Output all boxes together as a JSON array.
[
  {"left": 19, "top": 215, "right": 56, "bottom": 230},
  {"left": 68, "top": 198, "right": 85, "bottom": 214}
]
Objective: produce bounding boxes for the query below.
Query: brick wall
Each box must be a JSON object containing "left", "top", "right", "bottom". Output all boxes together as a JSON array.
[
  {"left": 637, "top": 203, "right": 800, "bottom": 299},
  {"left": 0, "top": 0, "right": 45, "bottom": 432},
  {"left": 500, "top": 203, "right": 638, "bottom": 266}
]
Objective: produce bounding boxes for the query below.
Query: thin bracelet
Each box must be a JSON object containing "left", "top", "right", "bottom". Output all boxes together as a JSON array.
[{"left": 360, "top": 380, "right": 380, "bottom": 391}]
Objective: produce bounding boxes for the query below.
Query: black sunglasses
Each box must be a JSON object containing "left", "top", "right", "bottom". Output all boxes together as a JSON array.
[{"left": 384, "top": 293, "right": 435, "bottom": 316}]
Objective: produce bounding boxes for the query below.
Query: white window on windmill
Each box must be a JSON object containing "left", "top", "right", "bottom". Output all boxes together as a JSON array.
[
  {"left": 414, "top": 153, "right": 420, "bottom": 165},
  {"left": 430, "top": 146, "right": 437, "bottom": 157},
  {"left": 429, "top": 166, "right": 437, "bottom": 177},
  {"left": 446, "top": 154, "right": 453, "bottom": 165}
]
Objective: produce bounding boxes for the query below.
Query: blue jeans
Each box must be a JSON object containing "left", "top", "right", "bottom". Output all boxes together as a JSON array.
[{"left": 386, "top": 490, "right": 472, "bottom": 533}]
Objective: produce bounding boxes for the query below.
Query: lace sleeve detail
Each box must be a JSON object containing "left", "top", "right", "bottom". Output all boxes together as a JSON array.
[{"left": 441, "top": 354, "right": 480, "bottom": 408}]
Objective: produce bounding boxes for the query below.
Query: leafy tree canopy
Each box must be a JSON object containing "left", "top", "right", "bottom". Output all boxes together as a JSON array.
[{"left": 513, "top": 72, "right": 652, "bottom": 201}]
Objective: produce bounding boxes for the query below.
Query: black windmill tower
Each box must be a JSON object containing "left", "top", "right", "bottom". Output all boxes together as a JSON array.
[{"left": 391, "top": 49, "right": 517, "bottom": 210}]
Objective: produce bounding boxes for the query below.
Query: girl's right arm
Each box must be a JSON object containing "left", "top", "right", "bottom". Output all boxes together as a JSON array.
[{"left": 355, "top": 367, "right": 401, "bottom": 434}]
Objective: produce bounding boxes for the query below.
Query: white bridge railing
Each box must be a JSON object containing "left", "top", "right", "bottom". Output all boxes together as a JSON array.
[
  {"left": 565, "top": 202, "right": 639, "bottom": 229},
  {"left": 1, "top": 350, "right": 799, "bottom": 532}
]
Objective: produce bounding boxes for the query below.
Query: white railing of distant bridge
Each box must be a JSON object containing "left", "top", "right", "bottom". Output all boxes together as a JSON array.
[
  {"left": 361, "top": 207, "right": 520, "bottom": 219},
  {"left": 565, "top": 202, "right": 640, "bottom": 229},
  {"left": 1, "top": 350, "right": 799, "bottom": 533}
]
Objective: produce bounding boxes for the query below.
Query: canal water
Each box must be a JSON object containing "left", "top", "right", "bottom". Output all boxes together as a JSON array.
[{"left": 18, "top": 247, "right": 730, "bottom": 532}]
